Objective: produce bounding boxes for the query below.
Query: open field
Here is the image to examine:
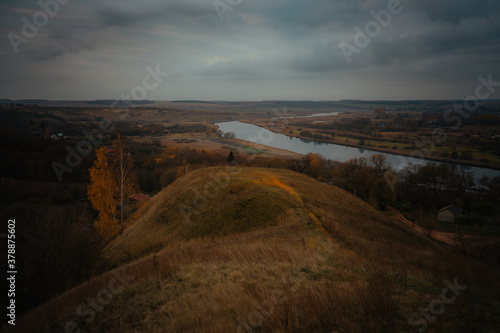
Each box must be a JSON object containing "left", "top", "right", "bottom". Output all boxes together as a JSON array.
[{"left": 4, "top": 99, "right": 499, "bottom": 170}]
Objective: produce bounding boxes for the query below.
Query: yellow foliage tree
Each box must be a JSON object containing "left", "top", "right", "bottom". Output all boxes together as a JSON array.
[
  {"left": 88, "top": 135, "right": 139, "bottom": 236},
  {"left": 176, "top": 159, "right": 190, "bottom": 179}
]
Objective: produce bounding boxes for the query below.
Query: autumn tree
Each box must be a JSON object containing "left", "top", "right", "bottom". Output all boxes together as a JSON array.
[
  {"left": 176, "top": 159, "right": 190, "bottom": 179},
  {"left": 333, "top": 154, "right": 394, "bottom": 206},
  {"left": 370, "top": 154, "right": 391, "bottom": 175},
  {"left": 88, "top": 135, "right": 139, "bottom": 236},
  {"left": 417, "top": 209, "right": 437, "bottom": 239},
  {"left": 334, "top": 157, "right": 369, "bottom": 196},
  {"left": 289, "top": 153, "right": 328, "bottom": 179},
  {"left": 398, "top": 163, "right": 473, "bottom": 212},
  {"left": 303, "top": 153, "right": 329, "bottom": 180}
]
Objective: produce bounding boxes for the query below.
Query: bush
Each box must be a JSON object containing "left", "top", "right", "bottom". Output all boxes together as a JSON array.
[{"left": 461, "top": 151, "right": 474, "bottom": 160}]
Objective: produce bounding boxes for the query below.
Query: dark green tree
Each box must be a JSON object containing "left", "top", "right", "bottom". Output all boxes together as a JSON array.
[{"left": 227, "top": 151, "right": 235, "bottom": 165}]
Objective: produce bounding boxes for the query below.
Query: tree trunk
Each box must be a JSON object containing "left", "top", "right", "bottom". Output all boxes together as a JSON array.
[{"left": 120, "top": 145, "right": 125, "bottom": 234}]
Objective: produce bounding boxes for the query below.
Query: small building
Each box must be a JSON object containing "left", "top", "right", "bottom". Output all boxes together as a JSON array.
[
  {"left": 130, "top": 193, "right": 151, "bottom": 202},
  {"left": 437, "top": 204, "right": 461, "bottom": 223}
]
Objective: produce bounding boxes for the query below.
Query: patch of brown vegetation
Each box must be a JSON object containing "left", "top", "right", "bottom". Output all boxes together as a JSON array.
[{"left": 9, "top": 167, "right": 500, "bottom": 332}]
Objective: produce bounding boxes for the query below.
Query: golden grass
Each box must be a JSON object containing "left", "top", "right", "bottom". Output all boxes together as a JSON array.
[
  {"left": 10, "top": 167, "right": 500, "bottom": 332},
  {"left": 100, "top": 167, "right": 338, "bottom": 269}
]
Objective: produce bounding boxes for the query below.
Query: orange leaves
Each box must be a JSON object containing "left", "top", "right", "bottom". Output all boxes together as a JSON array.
[
  {"left": 253, "top": 175, "right": 302, "bottom": 204},
  {"left": 176, "top": 160, "right": 190, "bottom": 179},
  {"left": 95, "top": 215, "right": 121, "bottom": 237},
  {"left": 88, "top": 147, "right": 120, "bottom": 236},
  {"left": 88, "top": 135, "right": 139, "bottom": 236}
]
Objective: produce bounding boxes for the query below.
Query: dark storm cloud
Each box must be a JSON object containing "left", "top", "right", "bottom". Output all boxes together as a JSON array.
[
  {"left": 1, "top": 1, "right": 103, "bottom": 60},
  {"left": 291, "top": 40, "right": 361, "bottom": 72},
  {"left": 1, "top": 0, "right": 500, "bottom": 99},
  {"left": 241, "top": 0, "right": 353, "bottom": 34},
  {"left": 420, "top": 0, "right": 500, "bottom": 24},
  {"left": 1, "top": 0, "right": 222, "bottom": 61},
  {"left": 357, "top": 12, "right": 500, "bottom": 68},
  {"left": 288, "top": 0, "right": 500, "bottom": 73},
  {"left": 97, "top": 0, "right": 217, "bottom": 27}
]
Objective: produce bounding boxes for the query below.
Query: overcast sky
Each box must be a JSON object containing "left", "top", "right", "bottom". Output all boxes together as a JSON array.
[{"left": 1, "top": 0, "right": 500, "bottom": 101}]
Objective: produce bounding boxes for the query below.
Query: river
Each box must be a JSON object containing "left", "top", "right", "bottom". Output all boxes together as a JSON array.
[{"left": 215, "top": 120, "right": 500, "bottom": 180}]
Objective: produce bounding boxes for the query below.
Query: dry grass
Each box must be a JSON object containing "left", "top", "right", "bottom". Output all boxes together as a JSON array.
[{"left": 9, "top": 167, "right": 500, "bottom": 332}]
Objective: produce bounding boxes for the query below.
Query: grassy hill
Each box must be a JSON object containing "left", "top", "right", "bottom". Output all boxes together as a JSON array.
[{"left": 10, "top": 167, "right": 500, "bottom": 332}]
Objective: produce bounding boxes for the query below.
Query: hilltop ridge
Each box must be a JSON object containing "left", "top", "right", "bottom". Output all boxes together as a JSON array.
[
  {"left": 102, "top": 166, "right": 413, "bottom": 268},
  {"left": 11, "top": 167, "right": 500, "bottom": 333}
]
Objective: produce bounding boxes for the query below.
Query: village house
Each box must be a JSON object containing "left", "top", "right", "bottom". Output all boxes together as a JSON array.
[{"left": 437, "top": 204, "right": 462, "bottom": 223}]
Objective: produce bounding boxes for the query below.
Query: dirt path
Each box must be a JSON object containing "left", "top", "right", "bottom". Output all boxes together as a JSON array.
[
  {"left": 387, "top": 206, "right": 457, "bottom": 245},
  {"left": 388, "top": 206, "right": 500, "bottom": 250}
]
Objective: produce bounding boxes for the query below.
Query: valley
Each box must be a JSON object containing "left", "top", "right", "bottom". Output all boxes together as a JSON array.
[{"left": 1, "top": 101, "right": 500, "bottom": 332}]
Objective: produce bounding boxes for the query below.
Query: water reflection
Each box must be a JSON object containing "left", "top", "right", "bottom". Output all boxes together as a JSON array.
[
  {"left": 284, "top": 112, "right": 339, "bottom": 119},
  {"left": 215, "top": 121, "right": 500, "bottom": 180}
]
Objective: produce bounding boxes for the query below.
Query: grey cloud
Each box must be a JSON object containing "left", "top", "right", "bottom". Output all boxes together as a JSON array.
[
  {"left": 420, "top": 0, "right": 500, "bottom": 24},
  {"left": 291, "top": 40, "right": 363, "bottom": 72},
  {"left": 364, "top": 14, "right": 500, "bottom": 66},
  {"left": 1, "top": 0, "right": 500, "bottom": 100},
  {"left": 197, "top": 58, "right": 272, "bottom": 81},
  {"left": 239, "top": 0, "right": 365, "bottom": 39},
  {"left": 290, "top": 0, "right": 500, "bottom": 73},
  {"left": 2, "top": 0, "right": 223, "bottom": 61},
  {"left": 97, "top": 0, "right": 218, "bottom": 27}
]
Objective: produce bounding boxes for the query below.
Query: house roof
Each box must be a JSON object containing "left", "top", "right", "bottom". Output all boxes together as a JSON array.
[
  {"left": 130, "top": 193, "right": 150, "bottom": 201},
  {"left": 438, "top": 204, "right": 461, "bottom": 215}
]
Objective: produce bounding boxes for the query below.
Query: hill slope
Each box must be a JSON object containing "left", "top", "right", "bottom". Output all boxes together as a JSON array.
[
  {"left": 103, "top": 166, "right": 423, "bottom": 268},
  {"left": 12, "top": 167, "right": 500, "bottom": 333}
]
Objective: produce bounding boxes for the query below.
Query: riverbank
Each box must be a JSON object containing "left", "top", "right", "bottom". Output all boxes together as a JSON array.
[
  {"left": 134, "top": 132, "right": 303, "bottom": 159},
  {"left": 241, "top": 120, "right": 500, "bottom": 172}
]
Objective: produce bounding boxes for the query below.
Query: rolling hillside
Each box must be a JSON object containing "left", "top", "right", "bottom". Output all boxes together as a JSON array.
[{"left": 10, "top": 167, "right": 500, "bottom": 332}]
